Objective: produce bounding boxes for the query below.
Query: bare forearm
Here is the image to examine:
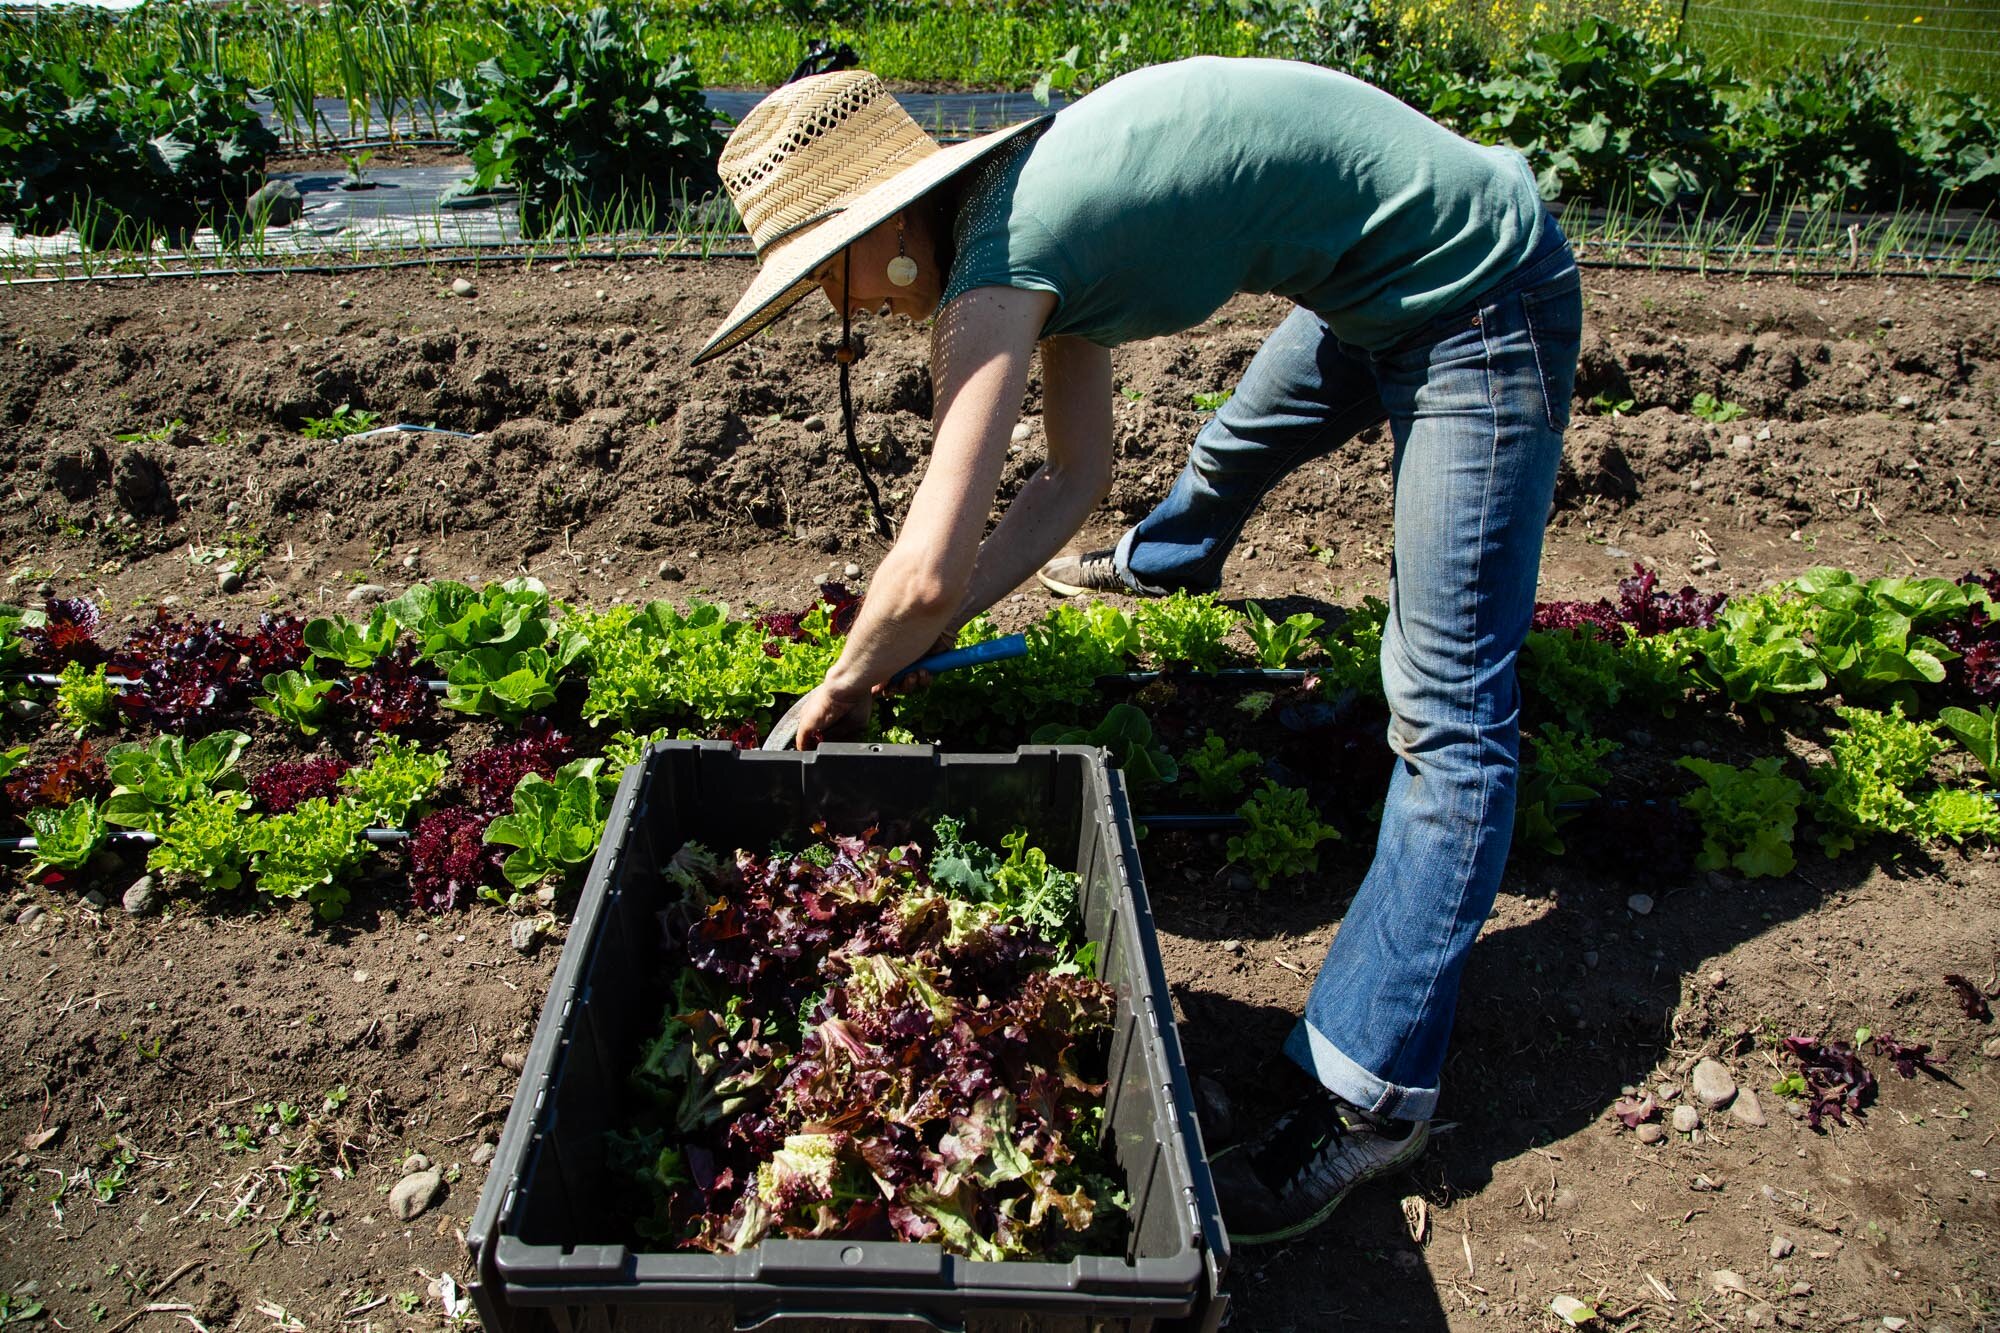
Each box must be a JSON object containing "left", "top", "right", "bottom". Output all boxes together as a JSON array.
[{"left": 956, "top": 460, "right": 1109, "bottom": 624}]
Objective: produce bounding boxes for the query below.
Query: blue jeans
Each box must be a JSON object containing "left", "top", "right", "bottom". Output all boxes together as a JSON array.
[{"left": 1116, "top": 229, "right": 1581, "bottom": 1121}]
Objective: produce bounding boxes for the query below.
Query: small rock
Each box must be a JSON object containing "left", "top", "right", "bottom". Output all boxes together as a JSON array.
[
  {"left": 1635, "top": 1122, "right": 1666, "bottom": 1145},
  {"left": 1219, "top": 939, "right": 1243, "bottom": 955},
  {"left": 401, "top": 554, "right": 419, "bottom": 570},
  {"left": 1771, "top": 1234, "right": 1795, "bottom": 1260},
  {"left": 245, "top": 179, "right": 304, "bottom": 227},
  {"left": 499, "top": 1050, "right": 527, "bottom": 1073},
  {"left": 34, "top": 580, "right": 53, "bottom": 597},
  {"left": 9, "top": 699, "right": 44, "bottom": 720},
  {"left": 451, "top": 277, "right": 477, "bottom": 298},
  {"left": 218, "top": 566, "right": 244, "bottom": 593},
  {"left": 1010, "top": 421, "right": 1034, "bottom": 444},
  {"left": 802, "top": 415, "right": 826, "bottom": 433},
  {"left": 594, "top": 289, "right": 608, "bottom": 302},
  {"left": 1745, "top": 1302, "right": 1775, "bottom": 1328},
  {"left": 337, "top": 297, "right": 353, "bottom": 309},
  {"left": 842, "top": 562, "right": 862, "bottom": 579},
  {"left": 1711, "top": 1270, "right": 1752, "bottom": 1298},
  {"left": 1789, "top": 1281, "right": 1812, "bottom": 1297},
  {"left": 1692, "top": 1058, "right": 1739, "bottom": 1109},
  {"left": 509, "top": 919, "right": 539, "bottom": 954},
  {"left": 388, "top": 1169, "right": 445, "bottom": 1221},
  {"left": 1243, "top": 544, "right": 1257, "bottom": 559},
  {"left": 656, "top": 562, "right": 685, "bottom": 582},
  {"left": 1657, "top": 1082, "right": 1682, "bottom": 1102},
  {"left": 1626, "top": 893, "right": 1654, "bottom": 916},
  {"left": 81, "top": 890, "right": 108, "bottom": 911},
  {"left": 1732, "top": 1089, "right": 1769, "bottom": 1127},
  {"left": 121, "top": 877, "right": 155, "bottom": 915},
  {"left": 1882, "top": 1319, "right": 1909, "bottom": 1331},
  {"left": 470, "top": 1141, "right": 496, "bottom": 1166},
  {"left": 402, "top": 1152, "right": 431, "bottom": 1173},
  {"left": 1672, "top": 1105, "right": 1701, "bottom": 1133},
  {"left": 1893, "top": 394, "right": 1915, "bottom": 409},
  {"left": 345, "top": 583, "right": 390, "bottom": 604},
  {"left": 17, "top": 904, "right": 45, "bottom": 927},
  {"left": 1692, "top": 554, "right": 1721, "bottom": 573},
  {"left": 1983, "top": 1035, "right": 2000, "bottom": 1059}
]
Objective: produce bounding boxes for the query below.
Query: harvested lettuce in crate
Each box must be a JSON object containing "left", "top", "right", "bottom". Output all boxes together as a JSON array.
[{"left": 608, "top": 818, "right": 1127, "bottom": 1260}]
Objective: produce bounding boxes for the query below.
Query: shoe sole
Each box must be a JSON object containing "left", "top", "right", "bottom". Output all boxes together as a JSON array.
[{"left": 1223, "top": 1126, "right": 1430, "bottom": 1248}]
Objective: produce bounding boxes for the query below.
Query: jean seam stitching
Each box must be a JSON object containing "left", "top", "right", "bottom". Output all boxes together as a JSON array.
[{"left": 1386, "top": 309, "right": 1503, "bottom": 1099}]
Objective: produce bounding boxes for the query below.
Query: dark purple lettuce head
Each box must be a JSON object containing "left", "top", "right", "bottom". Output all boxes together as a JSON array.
[
  {"left": 406, "top": 805, "right": 499, "bottom": 912},
  {"left": 22, "top": 598, "right": 103, "bottom": 667},
  {"left": 250, "top": 756, "right": 352, "bottom": 814}
]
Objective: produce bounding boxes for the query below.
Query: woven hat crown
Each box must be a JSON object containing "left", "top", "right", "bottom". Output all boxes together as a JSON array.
[{"left": 720, "top": 70, "right": 940, "bottom": 257}]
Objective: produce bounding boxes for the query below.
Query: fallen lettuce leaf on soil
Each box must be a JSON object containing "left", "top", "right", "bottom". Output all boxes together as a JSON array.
[
  {"left": 611, "top": 821, "right": 1124, "bottom": 1260},
  {"left": 1777, "top": 1036, "right": 1876, "bottom": 1130},
  {"left": 1942, "top": 973, "right": 1993, "bottom": 1022},
  {"left": 1870, "top": 1033, "right": 1945, "bottom": 1080}
]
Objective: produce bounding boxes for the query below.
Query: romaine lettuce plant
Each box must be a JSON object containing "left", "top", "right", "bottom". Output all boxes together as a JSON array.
[
  {"left": 385, "top": 578, "right": 552, "bottom": 668},
  {"left": 254, "top": 669, "right": 338, "bottom": 736},
  {"left": 1939, "top": 703, "right": 1998, "bottom": 783},
  {"left": 302, "top": 608, "right": 400, "bottom": 669},
  {"left": 1030, "top": 703, "right": 1177, "bottom": 789},
  {"left": 102, "top": 731, "right": 251, "bottom": 833},
  {"left": 1243, "top": 601, "right": 1324, "bottom": 669},
  {"left": 482, "top": 757, "right": 611, "bottom": 892},
  {"left": 441, "top": 641, "right": 585, "bottom": 723}
]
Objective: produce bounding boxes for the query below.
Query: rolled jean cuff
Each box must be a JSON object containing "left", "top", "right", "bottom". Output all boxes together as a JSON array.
[
  {"left": 1111, "top": 528, "right": 1174, "bottom": 597},
  {"left": 1284, "top": 1019, "right": 1439, "bottom": 1122}
]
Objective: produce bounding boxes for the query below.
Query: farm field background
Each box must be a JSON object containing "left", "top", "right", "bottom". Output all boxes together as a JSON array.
[{"left": 0, "top": 257, "right": 1996, "bottom": 1330}]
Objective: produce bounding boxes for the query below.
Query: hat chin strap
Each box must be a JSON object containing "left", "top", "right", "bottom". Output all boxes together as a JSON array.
[{"left": 838, "top": 245, "right": 895, "bottom": 542}]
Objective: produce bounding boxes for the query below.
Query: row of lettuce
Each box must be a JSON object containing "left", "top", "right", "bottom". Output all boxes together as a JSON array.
[
  {"left": 2, "top": 5, "right": 1995, "bottom": 250},
  {"left": 0, "top": 561, "right": 1996, "bottom": 919}
]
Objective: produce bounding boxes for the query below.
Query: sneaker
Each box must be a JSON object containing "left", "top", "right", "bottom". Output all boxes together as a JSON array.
[
  {"left": 1211, "top": 1089, "right": 1429, "bottom": 1245},
  {"left": 1036, "top": 548, "right": 1126, "bottom": 596}
]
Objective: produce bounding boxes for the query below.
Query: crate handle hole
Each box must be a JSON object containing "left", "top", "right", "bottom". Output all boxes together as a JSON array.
[{"left": 841, "top": 1245, "right": 865, "bottom": 1266}]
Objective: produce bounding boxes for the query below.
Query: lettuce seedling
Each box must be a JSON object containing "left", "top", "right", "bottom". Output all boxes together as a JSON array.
[
  {"left": 1515, "top": 725, "right": 1618, "bottom": 856},
  {"left": 340, "top": 735, "right": 449, "bottom": 827},
  {"left": 54, "top": 661, "right": 118, "bottom": 736},
  {"left": 1243, "top": 601, "right": 1325, "bottom": 669},
  {"left": 1136, "top": 590, "right": 1239, "bottom": 671},
  {"left": 441, "top": 641, "right": 585, "bottom": 723},
  {"left": 1227, "top": 780, "right": 1340, "bottom": 889},
  {"left": 147, "top": 792, "right": 262, "bottom": 892},
  {"left": 385, "top": 578, "right": 551, "bottom": 668},
  {"left": 25, "top": 797, "right": 107, "bottom": 878},
  {"left": 1180, "top": 731, "right": 1262, "bottom": 805},
  {"left": 247, "top": 796, "right": 375, "bottom": 919},
  {"left": 1677, "top": 755, "right": 1803, "bottom": 878}
]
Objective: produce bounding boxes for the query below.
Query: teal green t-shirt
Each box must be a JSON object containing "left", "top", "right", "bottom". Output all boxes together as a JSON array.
[{"left": 940, "top": 57, "right": 1546, "bottom": 351}]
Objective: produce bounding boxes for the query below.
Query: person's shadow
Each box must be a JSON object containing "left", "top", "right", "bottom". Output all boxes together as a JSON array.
[{"left": 1134, "top": 593, "right": 1884, "bottom": 1330}]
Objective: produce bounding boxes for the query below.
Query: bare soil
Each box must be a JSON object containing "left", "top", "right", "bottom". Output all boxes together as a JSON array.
[{"left": 1, "top": 259, "right": 1997, "bottom": 1332}]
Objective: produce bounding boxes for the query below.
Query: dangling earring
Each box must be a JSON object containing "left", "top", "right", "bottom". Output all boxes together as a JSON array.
[{"left": 886, "top": 223, "right": 918, "bottom": 288}]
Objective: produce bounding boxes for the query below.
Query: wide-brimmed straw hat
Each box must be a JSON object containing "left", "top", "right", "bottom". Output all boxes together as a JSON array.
[{"left": 690, "top": 71, "right": 1048, "bottom": 366}]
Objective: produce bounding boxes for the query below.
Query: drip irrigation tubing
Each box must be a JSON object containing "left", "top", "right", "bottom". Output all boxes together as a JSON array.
[
  {"left": 0, "top": 826, "right": 410, "bottom": 854},
  {"left": 0, "top": 245, "right": 759, "bottom": 285}
]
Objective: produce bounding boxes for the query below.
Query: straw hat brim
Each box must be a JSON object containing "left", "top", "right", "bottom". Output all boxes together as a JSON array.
[{"left": 691, "top": 115, "right": 1049, "bottom": 367}]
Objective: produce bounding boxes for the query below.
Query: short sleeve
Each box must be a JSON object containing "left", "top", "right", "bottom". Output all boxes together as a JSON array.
[{"left": 938, "top": 135, "right": 1067, "bottom": 316}]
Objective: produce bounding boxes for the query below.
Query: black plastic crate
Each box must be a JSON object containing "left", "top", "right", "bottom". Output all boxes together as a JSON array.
[{"left": 467, "top": 742, "right": 1228, "bottom": 1332}]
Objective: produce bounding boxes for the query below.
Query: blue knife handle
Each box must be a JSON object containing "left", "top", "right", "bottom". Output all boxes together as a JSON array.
[{"left": 892, "top": 633, "right": 1028, "bottom": 682}]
